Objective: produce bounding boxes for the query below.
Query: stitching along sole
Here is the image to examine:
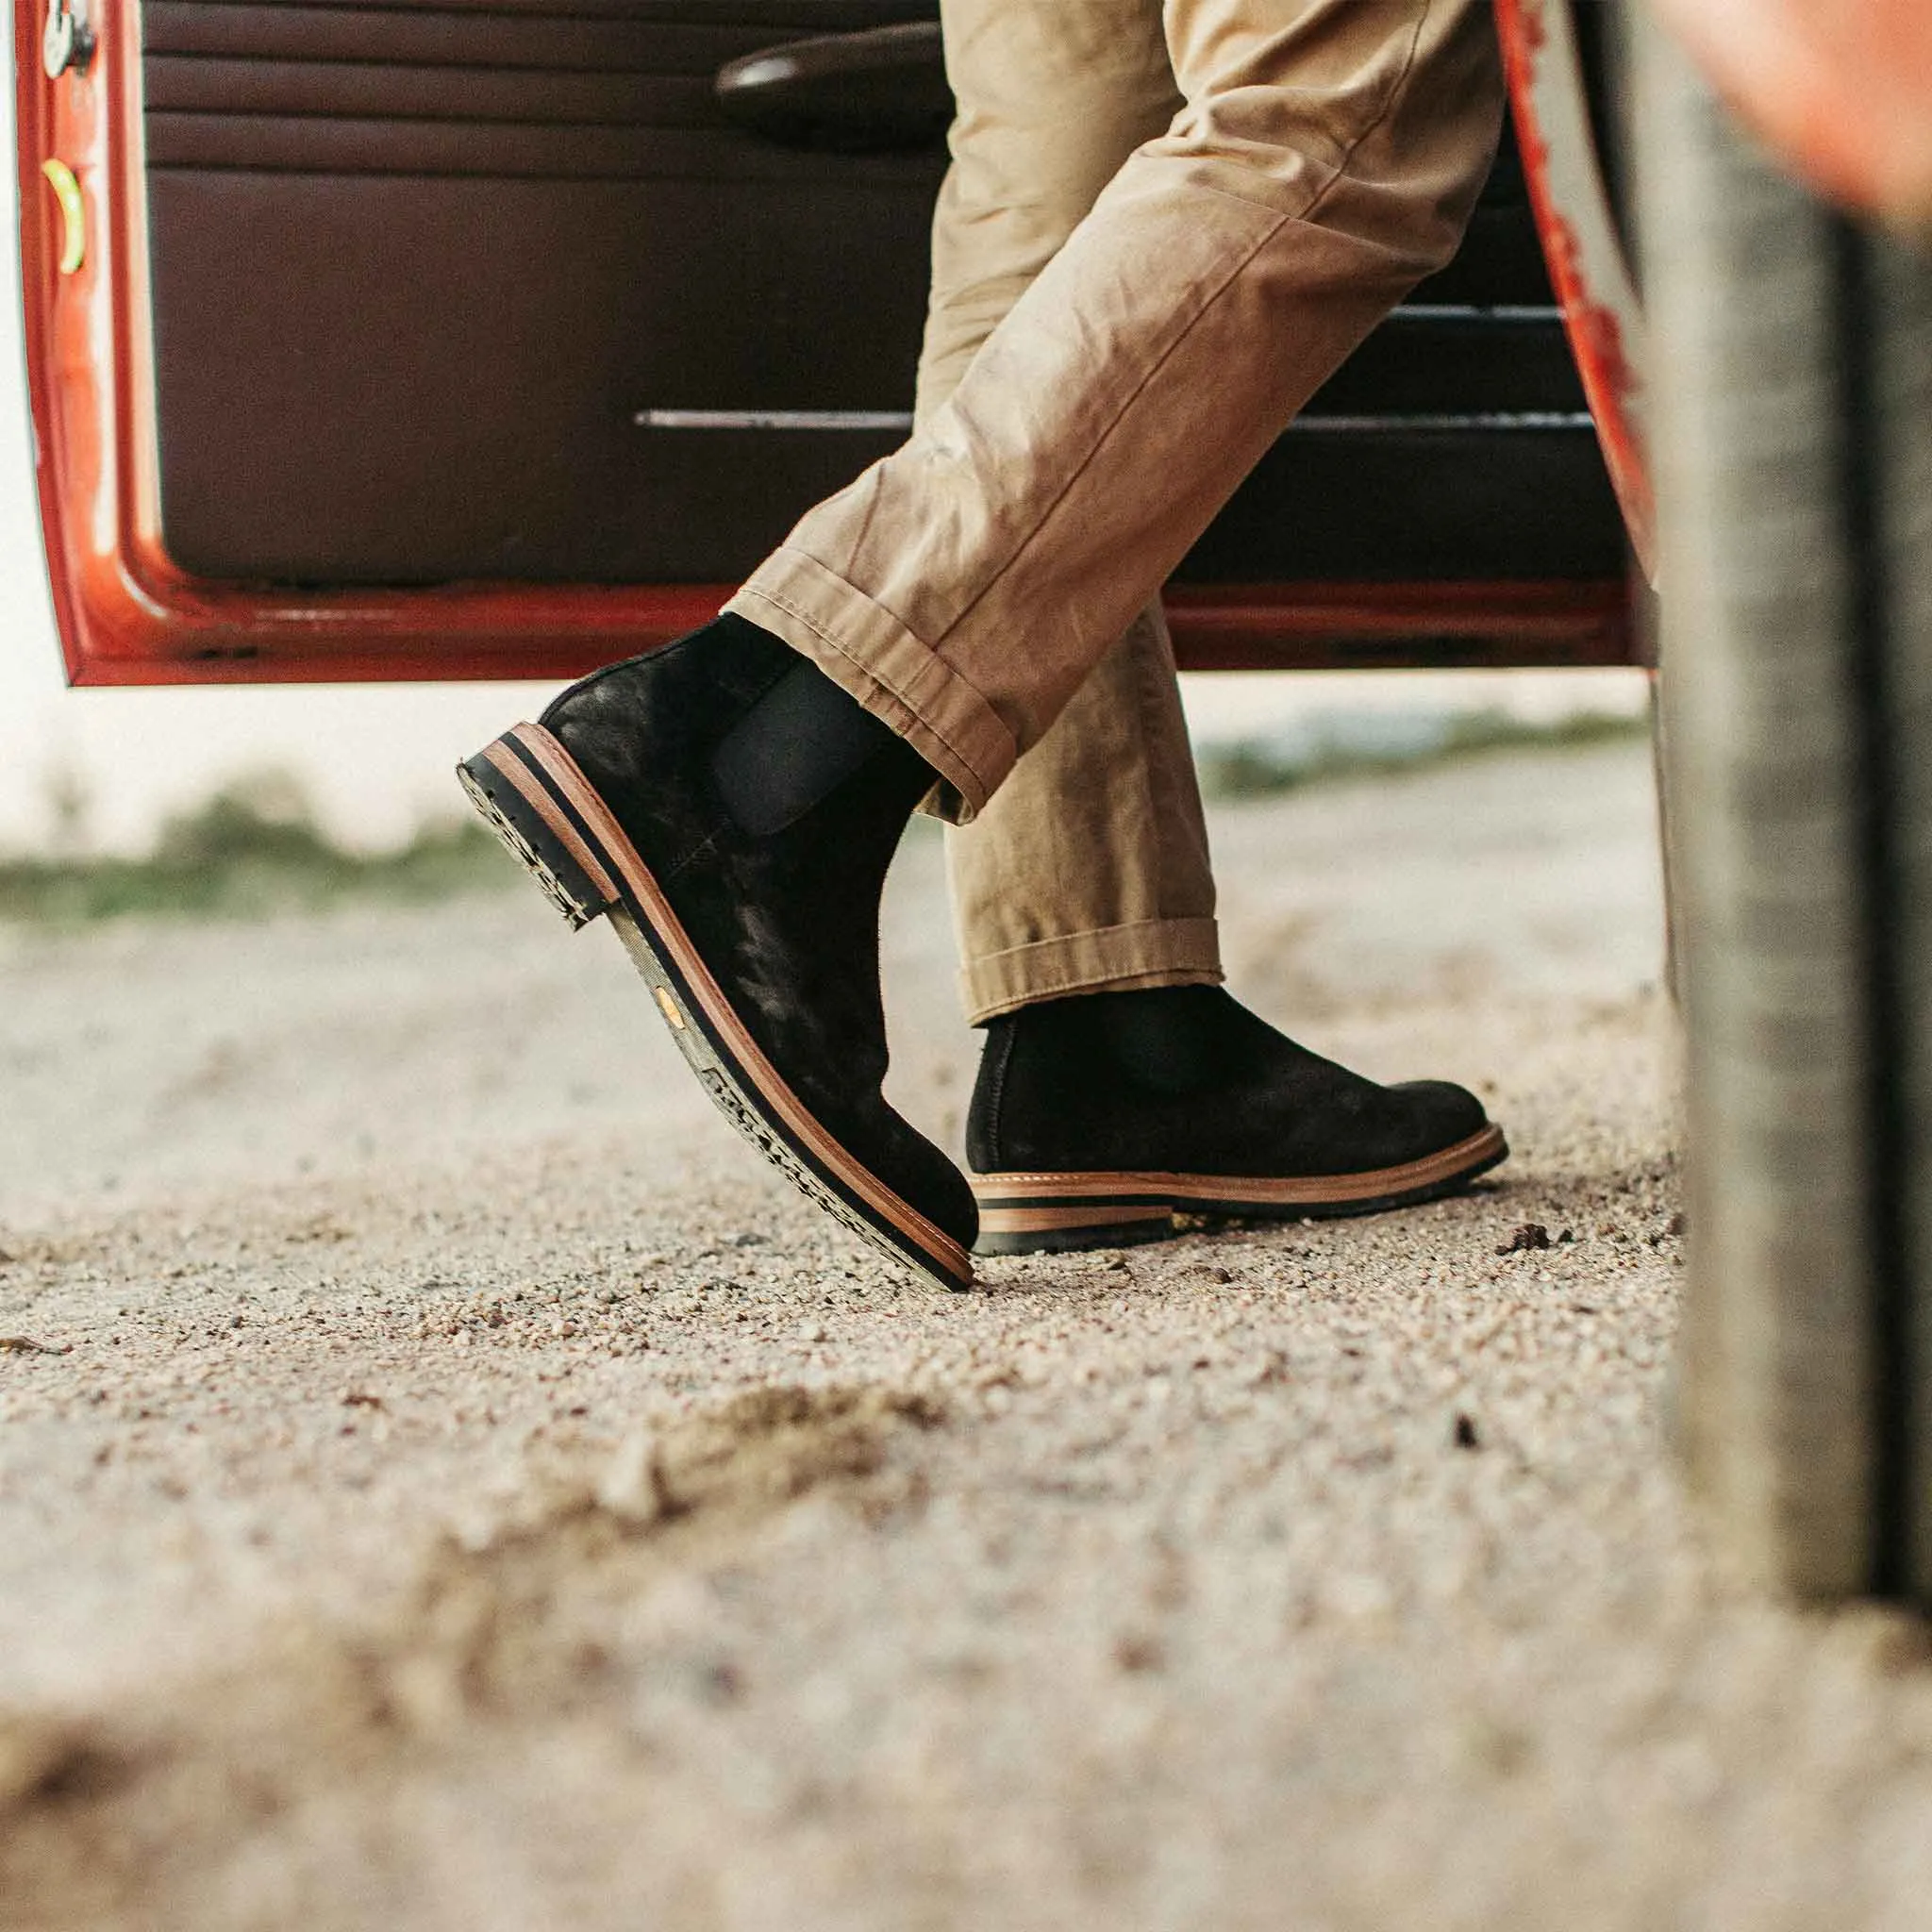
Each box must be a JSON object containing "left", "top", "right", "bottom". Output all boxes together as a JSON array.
[
  {"left": 971, "top": 1124, "right": 1509, "bottom": 1255},
  {"left": 458, "top": 724, "right": 974, "bottom": 1293}
]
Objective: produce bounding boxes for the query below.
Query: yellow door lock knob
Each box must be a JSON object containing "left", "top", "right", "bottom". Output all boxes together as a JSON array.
[{"left": 41, "top": 159, "right": 85, "bottom": 275}]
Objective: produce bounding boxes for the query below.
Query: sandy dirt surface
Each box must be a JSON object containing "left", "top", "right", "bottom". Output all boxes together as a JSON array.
[{"left": 3, "top": 739, "right": 1931, "bottom": 1931}]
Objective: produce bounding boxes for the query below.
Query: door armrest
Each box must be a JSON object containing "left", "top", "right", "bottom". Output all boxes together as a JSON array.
[{"left": 715, "top": 22, "right": 950, "bottom": 153}]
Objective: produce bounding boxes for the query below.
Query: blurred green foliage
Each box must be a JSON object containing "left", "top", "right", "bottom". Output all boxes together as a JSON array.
[
  {"left": 0, "top": 711, "right": 1647, "bottom": 923},
  {"left": 1196, "top": 707, "right": 1647, "bottom": 800},
  {"left": 0, "top": 774, "right": 510, "bottom": 923}
]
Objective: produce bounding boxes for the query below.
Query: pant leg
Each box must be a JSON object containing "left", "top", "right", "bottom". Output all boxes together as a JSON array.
[
  {"left": 945, "top": 603, "right": 1222, "bottom": 1021},
  {"left": 919, "top": 0, "right": 1222, "bottom": 1024},
  {"left": 724, "top": 0, "right": 1505, "bottom": 822},
  {"left": 914, "top": 0, "right": 1182, "bottom": 412}
]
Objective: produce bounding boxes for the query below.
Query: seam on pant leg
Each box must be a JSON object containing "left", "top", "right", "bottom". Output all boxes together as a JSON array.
[
  {"left": 1169, "top": 1, "right": 1433, "bottom": 228},
  {"left": 1129, "top": 602, "right": 1216, "bottom": 925},
  {"left": 929, "top": 192, "right": 1296, "bottom": 657},
  {"left": 1292, "top": 0, "right": 1433, "bottom": 230},
  {"left": 1126, "top": 607, "right": 1172, "bottom": 919},
  {"left": 930, "top": 0, "right": 1441, "bottom": 661}
]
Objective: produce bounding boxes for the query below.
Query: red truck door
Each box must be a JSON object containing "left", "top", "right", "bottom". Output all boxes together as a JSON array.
[{"left": 17, "top": 0, "right": 1633, "bottom": 689}]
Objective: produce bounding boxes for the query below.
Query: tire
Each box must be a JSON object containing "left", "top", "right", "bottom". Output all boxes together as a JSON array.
[{"left": 1634, "top": 29, "right": 1932, "bottom": 1601}]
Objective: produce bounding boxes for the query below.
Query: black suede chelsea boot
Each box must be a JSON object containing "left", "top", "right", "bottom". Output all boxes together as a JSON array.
[
  {"left": 458, "top": 615, "right": 977, "bottom": 1291},
  {"left": 967, "top": 985, "right": 1507, "bottom": 1253}
]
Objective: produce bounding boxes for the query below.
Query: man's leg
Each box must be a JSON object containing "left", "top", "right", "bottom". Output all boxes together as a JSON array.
[
  {"left": 463, "top": 0, "right": 1507, "bottom": 1285},
  {"left": 726, "top": 0, "right": 1507, "bottom": 820},
  {"left": 917, "top": 0, "right": 1222, "bottom": 1024}
]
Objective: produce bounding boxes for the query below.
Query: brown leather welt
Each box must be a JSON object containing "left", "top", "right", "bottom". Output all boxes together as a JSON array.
[
  {"left": 977, "top": 1205, "right": 1171, "bottom": 1234},
  {"left": 972, "top": 1125, "right": 1507, "bottom": 1208},
  {"left": 506, "top": 724, "right": 970, "bottom": 1278}
]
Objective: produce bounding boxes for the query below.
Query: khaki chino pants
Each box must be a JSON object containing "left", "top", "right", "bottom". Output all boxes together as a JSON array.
[{"left": 726, "top": 0, "right": 1505, "bottom": 1023}]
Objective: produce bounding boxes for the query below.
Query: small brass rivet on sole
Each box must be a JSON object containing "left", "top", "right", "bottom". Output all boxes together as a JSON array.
[{"left": 652, "top": 986, "right": 686, "bottom": 1031}]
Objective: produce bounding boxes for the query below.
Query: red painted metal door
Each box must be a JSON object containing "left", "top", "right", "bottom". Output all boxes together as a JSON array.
[{"left": 17, "top": 0, "right": 1637, "bottom": 689}]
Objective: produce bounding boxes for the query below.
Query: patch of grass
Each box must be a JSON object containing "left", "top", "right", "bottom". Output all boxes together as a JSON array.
[
  {"left": 1196, "top": 706, "right": 1648, "bottom": 801},
  {"left": 3, "top": 709, "right": 1649, "bottom": 922},
  {"left": 0, "top": 776, "right": 511, "bottom": 924}
]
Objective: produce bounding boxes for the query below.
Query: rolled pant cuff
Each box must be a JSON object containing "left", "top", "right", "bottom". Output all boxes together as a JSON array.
[
  {"left": 725, "top": 550, "right": 1017, "bottom": 823},
  {"left": 962, "top": 917, "right": 1224, "bottom": 1025}
]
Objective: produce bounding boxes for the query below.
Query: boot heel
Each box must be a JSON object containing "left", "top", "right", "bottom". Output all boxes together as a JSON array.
[
  {"left": 458, "top": 735, "right": 617, "bottom": 931},
  {"left": 971, "top": 1182, "right": 1175, "bottom": 1257}
]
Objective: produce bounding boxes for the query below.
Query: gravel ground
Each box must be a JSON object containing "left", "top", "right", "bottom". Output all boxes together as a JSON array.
[{"left": 3, "top": 739, "right": 1931, "bottom": 1931}]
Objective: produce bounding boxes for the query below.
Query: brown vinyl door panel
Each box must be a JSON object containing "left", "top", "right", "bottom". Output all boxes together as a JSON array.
[
  {"left": 142, "top": 0, "right": 942, "bottom": 584},
  {"left": 142, "top": 0, "right": 1622, "bottom": 591},
  {"left": 18, "top": 0, "right": 1631, "bottom": 682}
]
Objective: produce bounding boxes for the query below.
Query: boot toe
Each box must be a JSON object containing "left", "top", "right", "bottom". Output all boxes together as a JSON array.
[
  {"left": 828, "top": 1094, "right": 980, "bottom": 1267},
  {"left": 1390, "top": 1078, "right": 1491, "bottom": 1151},
  {"left": 920, "top": 1147, "right": 981, "bottom": 1257}
]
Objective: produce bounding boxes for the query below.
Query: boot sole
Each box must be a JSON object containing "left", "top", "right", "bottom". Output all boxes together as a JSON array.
[
  {"left": 971, "top": 1124, "right": 1508, "bottom": 1255},
  {"left": 457, "top": 723, "right": 974, "bottom": 1292}
]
